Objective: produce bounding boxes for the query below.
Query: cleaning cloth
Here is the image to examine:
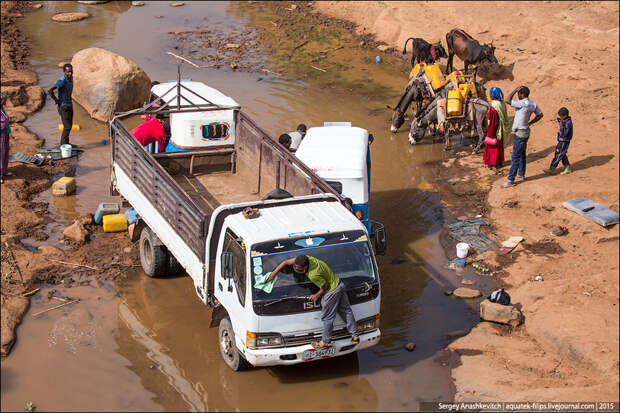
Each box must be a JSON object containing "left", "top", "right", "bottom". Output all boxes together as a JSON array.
[{"left": 254, "top": 272, "right": 277, "bottom": 294}]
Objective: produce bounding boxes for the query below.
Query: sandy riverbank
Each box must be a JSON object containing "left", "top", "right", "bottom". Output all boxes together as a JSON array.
[
  {"left": 313, "top": 0, "right": 619, "bottom": 402},
  {"left": 1, "top": 1, "right": 137, "bottom": 357}
]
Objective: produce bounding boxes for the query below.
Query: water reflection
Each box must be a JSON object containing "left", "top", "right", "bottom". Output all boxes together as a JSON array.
[{"left": 115, "top": 272, "right": 379, "bottom": 411}]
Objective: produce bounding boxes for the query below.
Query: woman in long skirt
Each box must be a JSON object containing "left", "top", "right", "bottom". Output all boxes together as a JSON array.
[{"left": 483, "top": 87, "right": 509, "bottom": 170}]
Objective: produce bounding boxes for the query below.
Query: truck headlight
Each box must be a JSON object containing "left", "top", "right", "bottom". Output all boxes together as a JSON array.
[
  {"left": 246, "top": 332, "right": 284, "bottom": 349},
  {"left": 357, "top": 314, "right": 380, "bottom": 333}
]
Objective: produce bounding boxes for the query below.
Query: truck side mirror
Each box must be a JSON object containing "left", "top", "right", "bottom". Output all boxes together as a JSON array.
[
  {"left": 221, "top": 251, "right": 234, "bottom": 279},
  {"left": 371, "top": 221, "right": 387, "bottom": 255}
]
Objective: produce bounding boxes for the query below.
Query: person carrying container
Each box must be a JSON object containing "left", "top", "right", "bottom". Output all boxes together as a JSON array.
[
  {"left": 267, "top": 254, "right": 360, "bottom": 349},
  {"left": 48, "top": 63, "right": 74, "bottom": 146}
]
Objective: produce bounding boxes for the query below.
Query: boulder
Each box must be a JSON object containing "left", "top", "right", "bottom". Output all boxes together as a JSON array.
[
  {"left": 63, "top": 220, "right": 89, "bottom": 244},
  {"left": 71, "top": 48, "right": 151, "bottom": 122},
  {"left": 479, "top": 299, "right": 523, "bottom": 327},
  {"left": 452, "top": 287, "right": 481, "bottom": 299},
  {"left": 52, "top": 12, "right": 90, "bottom": 22}
]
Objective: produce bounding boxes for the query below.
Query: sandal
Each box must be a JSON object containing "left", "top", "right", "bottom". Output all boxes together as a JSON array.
[{"left": 311, "top": 340, "right": 332, "bottom": 350}]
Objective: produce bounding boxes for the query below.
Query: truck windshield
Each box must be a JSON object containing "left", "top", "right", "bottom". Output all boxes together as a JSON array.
[{"left": 250, "top": 230, "right": 376, "bottom": 304}]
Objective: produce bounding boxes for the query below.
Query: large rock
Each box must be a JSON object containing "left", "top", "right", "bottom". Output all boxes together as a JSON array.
[
  {"left": 71, "top": 48, "right": 151, "bottom": 122},
  {"left": 52, "top": 12, "right": 90, "bottom": 22},
  {"left": 453, "top": 287, "right": 481, "bottom": 299},
  {"left": 479, "top": 299, "right": 523, "bottom": 327}
]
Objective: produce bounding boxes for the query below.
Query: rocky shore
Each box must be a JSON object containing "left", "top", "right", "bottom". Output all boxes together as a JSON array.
[{"left": 0, "top": 1, "right": 137, "bottom": 357}]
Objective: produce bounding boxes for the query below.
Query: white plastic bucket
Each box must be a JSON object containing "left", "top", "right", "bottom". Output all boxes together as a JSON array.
[
  {"left": 60, "top": 144, "right": 72, "bottom": 158},
  {"left": 456, "top": 242, "right": 469, "bottom": 258}
]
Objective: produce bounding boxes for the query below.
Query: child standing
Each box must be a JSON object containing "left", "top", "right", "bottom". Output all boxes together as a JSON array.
[{"left": 547, "top": 107, "right": 573, "bottom": 175}]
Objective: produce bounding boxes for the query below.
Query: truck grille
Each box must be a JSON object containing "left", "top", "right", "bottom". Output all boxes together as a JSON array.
[{"left": 283, "top": 328, "right": 351, "bottom": 347}]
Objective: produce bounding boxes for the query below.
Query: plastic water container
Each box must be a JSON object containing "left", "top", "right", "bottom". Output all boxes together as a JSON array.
[
  {"left": 423, "top": 62, "right": 446, "bottom": 90},
  {"left": 60, "top": 144, "right": 73, "bottom": 158},
  {"left": 52, "top": 176, "right": 76, "bottom": 196},
  {"left": 102, "top": 214, "right": 128, "bottom": 233},
  {"left": 125, "top": 207, "right": 140, "bottom": 225},
  {"left": 94, "top": 202, "right": 120, "bottom": 225},
  {"left": 58, "top": 124, "right": 80, "bottom": 132},
  {"left": 409, "top": 62, "right": 426, "bottom": 79},
  {"left": 456, "top": 242, "right": 470, "bottom": 258},
  {"left": 447, "top": 70, "right": 465, "bottom": 84},
  {"left": 446, "top": 89, "right": 463, "bottom": 116}
]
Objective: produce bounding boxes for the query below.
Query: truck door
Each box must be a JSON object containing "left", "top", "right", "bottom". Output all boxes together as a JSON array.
[{"left": 215, "top": 228, "right": 248, "bottom": 334}]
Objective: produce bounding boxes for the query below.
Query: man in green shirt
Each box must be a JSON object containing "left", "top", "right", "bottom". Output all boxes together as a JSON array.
[{"left": 268, "top": 254, "right": 359, "bottom": 349}]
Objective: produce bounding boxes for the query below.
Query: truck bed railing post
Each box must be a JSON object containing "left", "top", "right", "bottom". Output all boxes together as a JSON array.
[{"left": 254, "top": 142, "right": 263, "bottom": 194}]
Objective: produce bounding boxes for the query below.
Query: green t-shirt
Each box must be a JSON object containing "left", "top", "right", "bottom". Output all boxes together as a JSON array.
[{"left": 306, "top": 256, "right": 339, "bottom": 292}]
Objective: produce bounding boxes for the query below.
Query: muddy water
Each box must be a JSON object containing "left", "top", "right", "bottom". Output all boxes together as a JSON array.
[{"left": 2, "top": 2, "right": 490, "bottom": 411}]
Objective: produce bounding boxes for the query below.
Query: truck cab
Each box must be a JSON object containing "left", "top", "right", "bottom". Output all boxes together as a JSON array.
[{"left": 211, "top": 198, "right": 381, "bottom": 369}]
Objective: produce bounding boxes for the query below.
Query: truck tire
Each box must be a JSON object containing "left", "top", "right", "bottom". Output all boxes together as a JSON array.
[
  {"left": 139, "top": 227, "right": 168, "bottom": 278},
  {"left": 218, "top": 318, "right": 251, "bottom": 371},
  {"left": 168, "top": 252, "right": 184, "bottom": 275}
]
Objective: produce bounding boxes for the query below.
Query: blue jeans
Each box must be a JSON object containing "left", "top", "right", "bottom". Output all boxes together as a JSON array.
[{"left": 508, "top": 136, "right": 528, "bottom": 182}]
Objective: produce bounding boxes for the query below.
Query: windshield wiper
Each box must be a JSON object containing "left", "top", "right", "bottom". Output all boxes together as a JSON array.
[{"left": 262, "top": 295, "right": 310, "bottom": 307}]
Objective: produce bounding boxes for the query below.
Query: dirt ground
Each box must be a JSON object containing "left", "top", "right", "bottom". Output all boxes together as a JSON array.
[
  {"left": 314, "top": 0, "right": 619, "bottom": 402},
  {"left": 1, "top": 1, "right": 137, "bottom": 357}
]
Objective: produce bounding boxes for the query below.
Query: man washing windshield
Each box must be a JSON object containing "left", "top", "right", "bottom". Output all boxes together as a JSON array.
[{"left": 268, "top": 254, "right": 359, "bottom": 349}]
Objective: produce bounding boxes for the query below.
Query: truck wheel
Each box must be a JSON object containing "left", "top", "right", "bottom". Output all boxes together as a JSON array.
[
  {"left": 168, "top": 252, "right": 184, "bottom": 275},
  {"left": 218, "top": 318, "right": 251, "bottom": 371},
  {"left": 139, "top": 227, "right": 168, "bottom": 278}
]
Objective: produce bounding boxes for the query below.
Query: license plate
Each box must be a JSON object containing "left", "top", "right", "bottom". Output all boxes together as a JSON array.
[{"left": 302, "top": 347, "right": 336, "bottom": 361}]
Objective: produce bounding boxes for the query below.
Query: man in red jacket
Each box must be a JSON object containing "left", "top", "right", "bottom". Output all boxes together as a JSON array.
[{"left": 131, "top": 115, "right": 167, "bottom": 152}]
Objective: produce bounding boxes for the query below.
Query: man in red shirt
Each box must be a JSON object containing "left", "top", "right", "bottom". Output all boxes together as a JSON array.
[{"left": 131, "top": 115, "right": 167, "bottom": 152}]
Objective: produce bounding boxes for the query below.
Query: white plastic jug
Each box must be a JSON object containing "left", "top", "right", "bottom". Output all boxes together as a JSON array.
[
  {"left": 456, "top": 242, "right": 469, "bottom": 258},
  {"left": 60, "top": 144, "right": 72, "bottom": 158}
]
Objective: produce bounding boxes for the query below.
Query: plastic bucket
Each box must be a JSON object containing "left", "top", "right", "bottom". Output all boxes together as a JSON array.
[
  {"left": 456, "top": 242, "right": 469, "bottom": 258},
  {"left": 60, "top": 144, "right": 72, "bottom": 158}
]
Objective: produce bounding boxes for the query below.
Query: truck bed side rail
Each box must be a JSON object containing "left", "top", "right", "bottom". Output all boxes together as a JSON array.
[
  {"left": 236, "top": 112, "right": 345, "bottom": 200},
  {"left": 110, "top": 119, "right": 208, "bottom": 261}
]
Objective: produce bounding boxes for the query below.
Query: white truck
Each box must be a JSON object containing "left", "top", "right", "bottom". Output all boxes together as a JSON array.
[{"left": 109, "top": 80, "right": 384, "bottom": 370}]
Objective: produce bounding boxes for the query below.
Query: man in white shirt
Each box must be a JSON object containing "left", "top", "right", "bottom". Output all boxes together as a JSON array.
[
  {"left": 287, "top": 124, "right": 307, "bottom": 151},
  {"left": 502, "top": 86, "right": 543, "bottom": 187}
]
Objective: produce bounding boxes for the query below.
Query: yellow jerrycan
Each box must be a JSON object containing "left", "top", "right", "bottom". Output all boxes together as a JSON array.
[
  {"left": 424, "top": 62, "right": 446, "bottom": 90},
  {"left": 446, "top": 89, "right": 463, "bottom": 117}
]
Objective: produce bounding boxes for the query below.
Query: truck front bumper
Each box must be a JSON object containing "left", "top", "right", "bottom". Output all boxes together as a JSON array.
[{"left": 242, "top": 329, "right": 380, "bottom": 367}]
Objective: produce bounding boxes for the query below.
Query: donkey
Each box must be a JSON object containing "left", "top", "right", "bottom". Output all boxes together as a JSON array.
[
  {"left": 409, "top": 90, "right": 489, "bottom": 151},
  {"left": 390, "top": 78, "right": 431, "bottom": 133},
  {"left": 445, "top": 29, "right": 497, "bottom": 74}
]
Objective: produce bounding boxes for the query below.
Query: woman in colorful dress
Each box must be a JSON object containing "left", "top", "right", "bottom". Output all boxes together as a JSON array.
[{"left": 483, "top": 87, "right": 510, "bottom": 170}]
